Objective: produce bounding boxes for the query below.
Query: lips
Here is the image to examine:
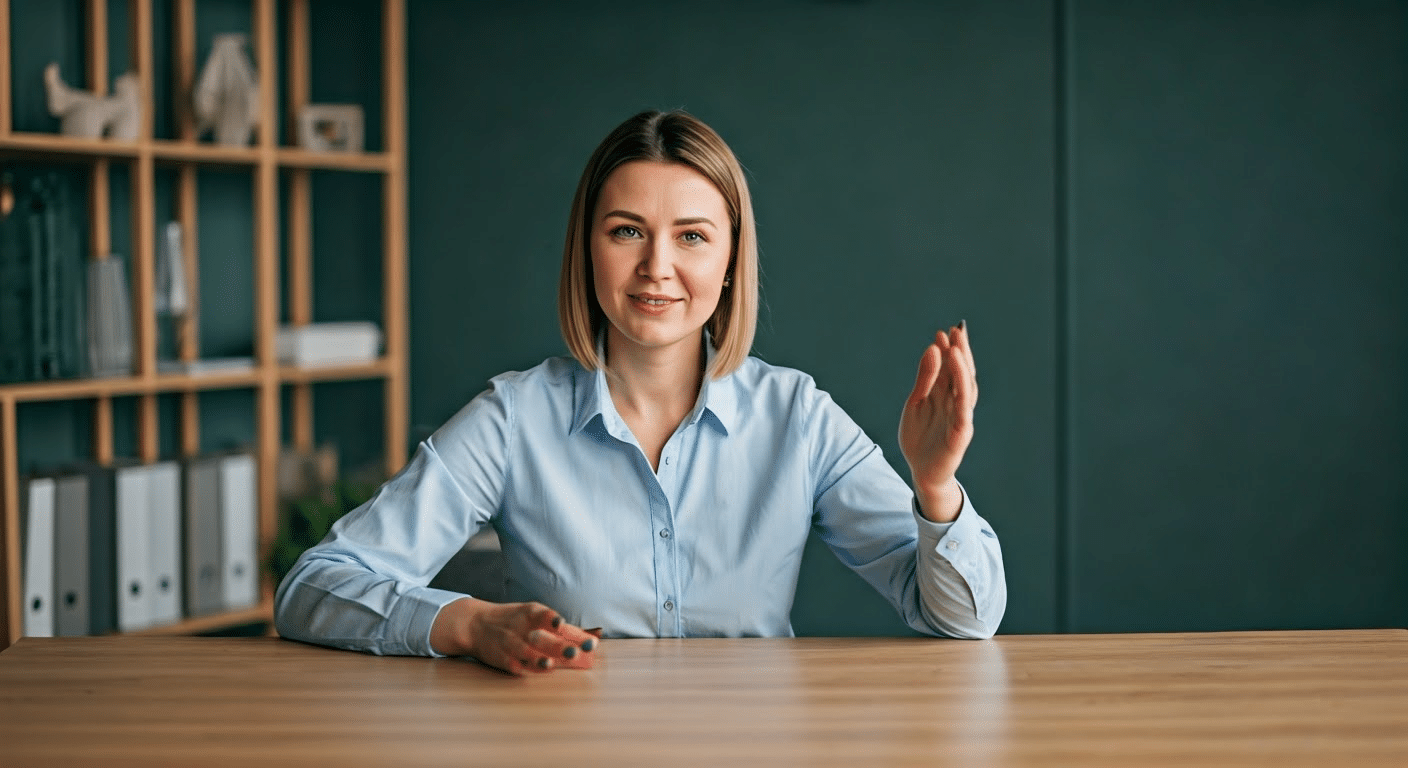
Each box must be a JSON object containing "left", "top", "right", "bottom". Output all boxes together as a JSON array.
[{"left": 630, "top": 294, "right": 680, "bottom": 306}]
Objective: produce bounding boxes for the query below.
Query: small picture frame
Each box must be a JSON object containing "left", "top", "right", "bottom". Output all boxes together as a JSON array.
[{"left": 296, "top": 104, "right": 364, "bottom": 152}]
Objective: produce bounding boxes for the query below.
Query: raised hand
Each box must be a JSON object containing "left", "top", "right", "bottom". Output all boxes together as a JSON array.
[
  {"left": 430, "top": 598, "right": 599, "bottom": 675},
  {"left": 898, "top": 321, "right": 978, "bottom": 522}
]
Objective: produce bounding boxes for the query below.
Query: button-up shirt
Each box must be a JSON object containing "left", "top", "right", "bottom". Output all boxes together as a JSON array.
[{"left": 274, "top": 349, "right": 1007, "bottom": 656}]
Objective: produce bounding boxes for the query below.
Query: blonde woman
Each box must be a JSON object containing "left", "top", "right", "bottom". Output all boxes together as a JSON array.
[{"left": 275, "top": 110, "right": 1006, "bottom": 675}]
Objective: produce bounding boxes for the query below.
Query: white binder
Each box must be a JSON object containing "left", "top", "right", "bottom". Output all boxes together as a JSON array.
[
  {"left": 115, "top": 463, "right": 152, "bottom": 631},
  {"left": 219, "top": 453, "right": 259, "bottom": 610},
  {"left": 146, "top": 461, "right": 183, "bottom": 626},
  {"left": 22, "top": 477, "right": 57, "bottom": 638}
]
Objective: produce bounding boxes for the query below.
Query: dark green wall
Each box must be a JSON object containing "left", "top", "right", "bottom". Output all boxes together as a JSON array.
[
  {"left": 407, "top": 0, "right": 1407, "bottom": 635},
  {"left": 1067, "top": 0, "right": 1408, "bottom": 631}
]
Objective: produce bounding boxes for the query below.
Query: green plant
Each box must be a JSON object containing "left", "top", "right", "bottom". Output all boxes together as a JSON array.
[{"left": 268, "top": 480, "right": 379, "bottom": 586}]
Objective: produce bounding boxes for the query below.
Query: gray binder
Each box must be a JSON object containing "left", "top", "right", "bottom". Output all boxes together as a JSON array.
[
  {"left": 54, "top": 474, "right": 90, "bottom": 636},
  {"left": 219, "top": 453, "right": 259, "bottom": 611},
  {"left": 183, "top": 456, "right": 224, "bottom": 617}
]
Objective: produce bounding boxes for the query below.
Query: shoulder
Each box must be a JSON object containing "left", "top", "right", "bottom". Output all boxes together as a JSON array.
[
  {"left": 483, "top": 354, "right": 579, "bottom": 395},
  {"left": 727, "top": 355, "right": 829, "bottom": 410}
]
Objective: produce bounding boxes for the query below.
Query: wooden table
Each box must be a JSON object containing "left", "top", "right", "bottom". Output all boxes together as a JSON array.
[{"left": 1, "top": 630, "right": 1404, "bottom": 767}]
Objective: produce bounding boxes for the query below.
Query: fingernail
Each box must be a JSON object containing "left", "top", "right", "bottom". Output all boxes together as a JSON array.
[
  {"left": 581, "top": 638, "right": 596, "bottom": 652},
  {"left": 537, "top": 657, "right": 551, "bottom": 669},
  {"left": 960, "top": 319, "right": 967, "bottom": 331},
  {"left": 551, "top": 615, "right": 562, "bottom": 629},
  {"left": 563, "top": 646, "right": 578, "bottom": 659}
]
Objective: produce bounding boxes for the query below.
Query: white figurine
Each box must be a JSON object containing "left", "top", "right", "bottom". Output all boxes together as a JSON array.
[
  {"left": 44, "top": 63, "right": 142, "bottom": 140},
  {"left": 194, "top": 34, "right": 260, "bottom": 146}
]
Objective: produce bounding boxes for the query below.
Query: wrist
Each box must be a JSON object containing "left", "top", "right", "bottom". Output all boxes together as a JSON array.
[
  {"left": 430, "top": 596, "right": 486, "bottom": 657},
  {"left": 914, "top": 478, "right": 963, "bottom": 524}
]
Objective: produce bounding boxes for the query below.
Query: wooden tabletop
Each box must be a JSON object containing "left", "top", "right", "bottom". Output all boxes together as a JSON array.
[{"left": 1, "top": 630, "right": 1404, "bottom": 767}]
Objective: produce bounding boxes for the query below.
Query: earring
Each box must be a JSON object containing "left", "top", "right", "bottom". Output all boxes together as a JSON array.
[{"left": 723, "top": 275, "right": 732, "bottom": 288}]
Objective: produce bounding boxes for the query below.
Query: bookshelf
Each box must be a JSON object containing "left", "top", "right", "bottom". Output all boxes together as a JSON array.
[{"left": 0, "top": 0, "right": 408, "bottom": 649}]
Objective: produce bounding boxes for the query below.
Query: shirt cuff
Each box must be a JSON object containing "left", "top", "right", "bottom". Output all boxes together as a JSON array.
[
  {"left": 392, "top": 585, "right": 472, "bottom": 657},
  {"left": 912, "top": 483, "right": 985, "bottom": 569}
]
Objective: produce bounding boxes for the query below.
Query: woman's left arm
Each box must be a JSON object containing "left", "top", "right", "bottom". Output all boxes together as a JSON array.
[{"left": 806, "top": 322, "right": 1005, "bottom": 639}]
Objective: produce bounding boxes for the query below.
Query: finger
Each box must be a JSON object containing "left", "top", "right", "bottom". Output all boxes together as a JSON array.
[
  {"left": 907, "top": 342, "right": 942, "bottom": 407},
  {"left": 527, "top": 628, "right": 580, "bottom": 663},
  {"left": 499, "top": 633, "right": 554, "bottom": 675},
  {"left": 947, "top": 343, "right": 976, "bottom": 418},
  {"left": 537, "top": 622, "right": 600, "bottom": 669},
  {"left": 958, "top": 319, "right": 978, "bottom": 387},
  {"left": 530, "top": 603, "right": 562, "bottom": 632},
  {"left": 551, "top": 621, "right": 603, "bottom": 657}
]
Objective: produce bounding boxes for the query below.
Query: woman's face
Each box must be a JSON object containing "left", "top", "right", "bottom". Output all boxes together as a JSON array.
[{"left": 590, "top": 160, "right": 732, "bottom": 361}]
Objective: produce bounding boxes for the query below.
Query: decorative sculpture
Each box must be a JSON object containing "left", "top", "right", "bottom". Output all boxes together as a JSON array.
[
  {"left": 43, "top": 64, "right": 141, "bottom": 140},
  {"left": 194, "top": 34, "right": 260, "bottom": 146}
]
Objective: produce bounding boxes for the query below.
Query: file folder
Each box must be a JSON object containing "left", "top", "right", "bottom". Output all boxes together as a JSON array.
[
  {"left": 146, "top": 461, "right": 183, "bottom": 626},
  {"left": 85, "top": 463, "right": 117, "bottom": 635},
  {"left": 22, "top": 477, "right": 56, "bottom": 638},
  {"left": 114, "top": 462, "right": 152, "bottom": 631},
  {"left": 53, "top": 474, "right": 90, "bottom": 636},
  {"left": 219, "top": 453, "right": 259, "bottom": 610},
  {"left": 183, "top": 455, "right": 224, "bottom": 618}
]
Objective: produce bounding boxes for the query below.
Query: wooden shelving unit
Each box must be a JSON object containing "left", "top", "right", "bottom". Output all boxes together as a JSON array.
[{"left": 0, "top": 0, "right": 408, "bottom": 650}]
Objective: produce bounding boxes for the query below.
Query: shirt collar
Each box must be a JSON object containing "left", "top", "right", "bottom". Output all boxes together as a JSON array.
[{"left": 570, "top": 329, "right": 736, "bottom": 437}]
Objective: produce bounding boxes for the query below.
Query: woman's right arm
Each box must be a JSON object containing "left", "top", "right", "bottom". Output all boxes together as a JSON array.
[{"left": 273, "top": 382, "right": 513, "bottom": 657}]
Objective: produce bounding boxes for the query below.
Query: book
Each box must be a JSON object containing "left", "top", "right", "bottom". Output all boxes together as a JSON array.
[
  {"left": 157, "top": 357, "right": 254, "bottom": 376},
  {"left": 275, "top": 322, "right": 381, "bottom": 367}
]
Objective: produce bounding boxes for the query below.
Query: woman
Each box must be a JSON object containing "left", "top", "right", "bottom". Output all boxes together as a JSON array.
[{"left": 275, "top": 110, "right": 1006, "bottom": 674}]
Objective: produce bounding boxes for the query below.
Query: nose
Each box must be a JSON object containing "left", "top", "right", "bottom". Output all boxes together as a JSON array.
[{"left": 638, "top": 234, "right": 673, "bottom": 281}]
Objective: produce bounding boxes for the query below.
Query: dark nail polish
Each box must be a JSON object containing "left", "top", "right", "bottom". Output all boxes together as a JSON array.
[
  {"left": 563, "top": 646, "right": 578, "bottom": 659},
  {"left": 581, "top": 638, "right": 596, "bottom": 652},
  {"left": 537, "top": 657, "right": 551, "bottom": 669},
  {"left": 551, "top": 616, "right": 562, "bottom": 629}
]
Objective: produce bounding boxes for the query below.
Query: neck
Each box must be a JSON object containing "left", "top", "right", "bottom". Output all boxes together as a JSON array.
[{"left": 602, "top": 327, "right": 706, "bottom": 421}]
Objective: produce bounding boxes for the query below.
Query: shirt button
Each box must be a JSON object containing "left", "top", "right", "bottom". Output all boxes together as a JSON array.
[
  {"left": 664, "top": 457, "right": 670, "bottom": 465},
  {"left": 660, "top": 529, "right": 671, "bottom": 539},
  {"left": 946, "top": 539, "right": 961, "bottom": 551},
  {"left": 663, "top": 600, "right": 674, "bottom": 611}
]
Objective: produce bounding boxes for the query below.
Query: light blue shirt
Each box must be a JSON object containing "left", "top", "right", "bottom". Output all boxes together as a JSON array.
[{"left": 275, "top": 348, "right": 1007, "bottom": 656}]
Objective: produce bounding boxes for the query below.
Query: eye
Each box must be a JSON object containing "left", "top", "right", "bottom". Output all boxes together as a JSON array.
[
  {"left": 680, "top": 231, "right": 707, "bottom": 245},
  {"left": 610, "top": 225, "right": 641, "bottom": 239}
]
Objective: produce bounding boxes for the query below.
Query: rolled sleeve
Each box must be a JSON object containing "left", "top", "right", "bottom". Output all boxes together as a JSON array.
[{"left": 912, "top": 486, "right": 1006, "bottom": 639}]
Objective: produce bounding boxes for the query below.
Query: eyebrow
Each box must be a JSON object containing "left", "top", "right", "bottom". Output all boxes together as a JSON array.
[{"left": 601, "top": 210, "right": 718, "bottom": 228}]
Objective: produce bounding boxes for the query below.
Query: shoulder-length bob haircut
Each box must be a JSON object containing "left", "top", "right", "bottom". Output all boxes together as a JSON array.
[{"left": 557, "top": 110, "right": 758, "bottom": 379}]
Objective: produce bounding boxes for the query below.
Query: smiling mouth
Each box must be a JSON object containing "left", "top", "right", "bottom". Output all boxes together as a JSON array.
[{"left": 631, "top": 295, "right": 679, "bottom": 306}]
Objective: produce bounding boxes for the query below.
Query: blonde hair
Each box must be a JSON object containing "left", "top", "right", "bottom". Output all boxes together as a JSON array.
[{"left": 557, "top": 110, "right": 758, "bottom": 379}]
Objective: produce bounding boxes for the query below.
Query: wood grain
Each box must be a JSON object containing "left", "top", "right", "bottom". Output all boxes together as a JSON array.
[{"left": 0, "top": 631, "right": 1402, "bottom": 767}]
